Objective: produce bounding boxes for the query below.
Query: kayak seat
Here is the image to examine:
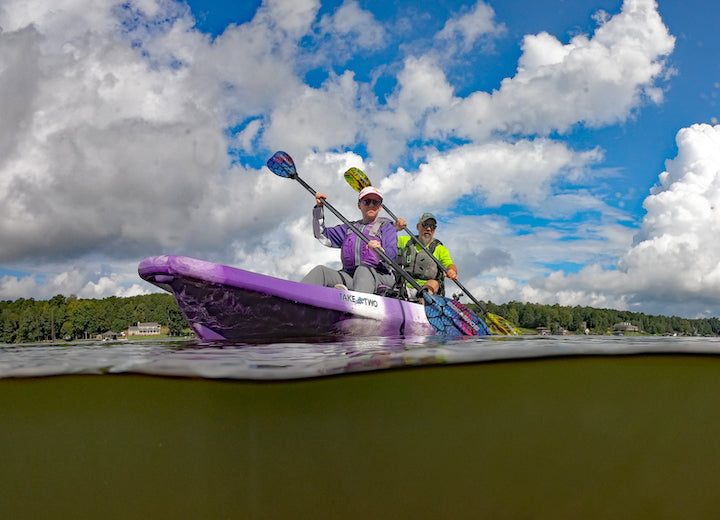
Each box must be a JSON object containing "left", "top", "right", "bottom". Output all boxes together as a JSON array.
[
  {"left": 376, "top": 275, "right": 411, "bottom": 301},
  {"left": 376, "top": 283, "right": 401, "bottom": 299}
]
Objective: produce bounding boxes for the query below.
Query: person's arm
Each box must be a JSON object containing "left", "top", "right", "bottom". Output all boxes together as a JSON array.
[
  {"left": 312, "top": 204, "right": 346, "bottom": 248},
  {"left": 435, "top": 245, "right": 457, "bottom": 278},
  {"left": 312, "top": 205, "right": 330, "bottom": 245}
]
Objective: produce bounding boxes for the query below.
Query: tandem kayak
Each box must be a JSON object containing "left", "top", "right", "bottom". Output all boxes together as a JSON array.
[{"left": 138, "top": 255, "right": 450, "bottom": 341}]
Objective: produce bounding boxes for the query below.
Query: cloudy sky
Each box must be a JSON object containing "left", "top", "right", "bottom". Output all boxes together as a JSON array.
[{"left": 1, "top": 0, "right": 719, "bottom": 318}]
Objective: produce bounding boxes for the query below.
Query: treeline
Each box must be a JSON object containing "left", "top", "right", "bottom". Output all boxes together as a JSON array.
[
  {"left": 0, "top": 294, "right": 189, "bottom": 344},
  {"left": 3, "top": 294, "right": 720, "bottom": 344},
  {"left": 482, "top": 301, "right": 720, "bottom": 336}
]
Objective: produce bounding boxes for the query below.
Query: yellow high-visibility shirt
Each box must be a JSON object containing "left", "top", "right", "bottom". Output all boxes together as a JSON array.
[{"left": 397, "top": 235, "right": 453, "bottom": 285}]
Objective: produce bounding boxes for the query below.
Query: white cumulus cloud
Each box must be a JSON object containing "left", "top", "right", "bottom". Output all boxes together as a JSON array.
[
  {"left": 503, "top": 124, "right": 720, "bottom": 317},
  {"left": 3, "top": 0, "right": 714, "bottom": 323}
]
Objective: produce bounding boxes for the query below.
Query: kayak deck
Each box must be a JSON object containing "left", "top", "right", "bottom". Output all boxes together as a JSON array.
[{"left": 139, "top": 255, "right": 436, "bottom": 341}]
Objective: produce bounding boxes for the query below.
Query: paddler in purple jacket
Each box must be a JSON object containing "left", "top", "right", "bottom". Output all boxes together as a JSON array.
[{"left": 301, "top": 186, "right": 398, "bottom": 294}]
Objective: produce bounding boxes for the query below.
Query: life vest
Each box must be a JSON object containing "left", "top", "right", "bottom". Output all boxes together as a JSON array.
[
  {"left": 340, "top": 217, "right": 392, "bottom": 273},
  {"left": 399, "top": 237, "right": 443, "bottom": 282}
]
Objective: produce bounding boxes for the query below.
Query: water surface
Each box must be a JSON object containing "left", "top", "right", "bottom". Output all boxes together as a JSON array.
[{"left": 3, "top": 334, "right": 720, "bottom": 380}]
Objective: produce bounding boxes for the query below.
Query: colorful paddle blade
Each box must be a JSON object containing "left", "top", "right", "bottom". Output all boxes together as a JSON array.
[
  {"left": 344, "top": 167, "right": 372, "bottom": 192},
  {"left": 423, "top": 293, "right": 490, "bottom": 336},
  {"left": 266, "top": 151, "right": 297, "bottom": 178},
  {"left": 486, "top": 313, "right": 520, "bottom": 335}
]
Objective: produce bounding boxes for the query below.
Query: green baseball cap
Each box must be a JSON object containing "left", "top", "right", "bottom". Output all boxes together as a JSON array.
[{"left": 418, "top": 213, "right": 436, "bottom": 225}]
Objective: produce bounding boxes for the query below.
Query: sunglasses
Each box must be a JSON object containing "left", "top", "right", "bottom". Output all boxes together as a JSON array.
[
  {"left": 422, "top": 222, "right": 437, "bottom": 230},
  {"left": 361, "top": 198, "right": 382, "bottom": 207}
]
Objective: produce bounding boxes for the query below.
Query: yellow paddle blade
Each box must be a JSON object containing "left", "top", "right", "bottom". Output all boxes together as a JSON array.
[
  {"left": 486, "top": 313, "right": 520, "bottom": 335},
  {"left": 344, "top": 167, "right": 371, "bottom": 192}
]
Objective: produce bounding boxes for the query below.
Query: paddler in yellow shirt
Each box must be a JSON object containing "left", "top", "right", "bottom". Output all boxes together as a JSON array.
[{"left": 394, "top": 213, "right": 458, "bottom": 299}]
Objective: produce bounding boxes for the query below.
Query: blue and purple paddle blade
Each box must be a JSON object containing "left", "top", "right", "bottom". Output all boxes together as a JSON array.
[
  {"left": 266, "top": 151, "right": 296, "bottom": 178},
  {"left": 423, "top": 294, "right": 490, "bottom": 336}
]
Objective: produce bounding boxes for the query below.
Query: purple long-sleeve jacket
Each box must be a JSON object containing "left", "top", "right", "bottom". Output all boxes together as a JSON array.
[{"left": 312, "top": 206, "right": 397, "bottom": 274}]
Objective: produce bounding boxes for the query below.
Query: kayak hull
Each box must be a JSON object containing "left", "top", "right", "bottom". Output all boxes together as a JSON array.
[{"left": 138, "top": 255, "right": 437, "bottom": 341}]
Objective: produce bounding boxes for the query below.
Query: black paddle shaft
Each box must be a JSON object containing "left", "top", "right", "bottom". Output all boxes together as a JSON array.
[
  {"left": 290, "top": 174, "right": 428, "bottom": 293},
  {"left": 388, "top": 205, "right": 488, "bottom": 314},
  {"left": 346, "top": 169, "right": 489, "bottom": 314}
]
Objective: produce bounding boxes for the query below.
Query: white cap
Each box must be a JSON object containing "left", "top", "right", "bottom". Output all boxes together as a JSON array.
[{"left": 358, "top": 186, "right": 383, "bottom": 200}]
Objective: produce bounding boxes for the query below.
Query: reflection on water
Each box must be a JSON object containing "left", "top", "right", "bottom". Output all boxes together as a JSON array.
[{"left": 3, "top": 335, "right": 720, "bottom": 380}]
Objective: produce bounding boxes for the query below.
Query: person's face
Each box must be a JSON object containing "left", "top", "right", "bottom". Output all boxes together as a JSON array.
[
  {"left": 359, "top": 195, "right": 383, "bottom": 220},
  {"left": 417, "top": 219, "right": 437, "bottom": 245}
]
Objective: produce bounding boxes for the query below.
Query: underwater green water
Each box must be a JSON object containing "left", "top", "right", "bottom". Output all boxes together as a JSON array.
[{"left": 2, "top": 355, "right": 720, "bottom": 519}]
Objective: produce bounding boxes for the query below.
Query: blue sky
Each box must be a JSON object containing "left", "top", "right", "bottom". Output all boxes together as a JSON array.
[
  {"left": 1, "top": 0, "right": 720, "bottom": 318},
  {"left": 186, "top": 0, "right": 715, "bottom": 223}
]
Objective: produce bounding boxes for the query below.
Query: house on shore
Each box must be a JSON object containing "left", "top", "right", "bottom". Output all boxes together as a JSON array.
[
  {"left": 613, "top": 322, "right": 639, "bottom": 334},
  {"left": 536, "top": 326, "right": 569, "bottom": 335},
  {"left": 127, "top": 322, "right": 162, "bottom": 336}
]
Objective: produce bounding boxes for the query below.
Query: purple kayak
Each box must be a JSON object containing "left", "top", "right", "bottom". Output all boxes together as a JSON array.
[{"left": 138, "top": 255, "right": 437, "bottom": 341}]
